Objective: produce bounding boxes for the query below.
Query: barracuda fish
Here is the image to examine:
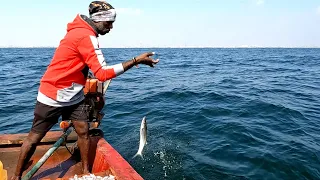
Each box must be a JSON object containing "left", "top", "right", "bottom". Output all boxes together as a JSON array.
[{"left": 133, "top": 116, "right": 147, "bottom": 159}]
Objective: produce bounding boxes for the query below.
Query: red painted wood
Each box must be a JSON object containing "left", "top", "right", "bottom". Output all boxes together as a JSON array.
[{"left": 92, "top": 137, "right": 144, "bottom": 180}]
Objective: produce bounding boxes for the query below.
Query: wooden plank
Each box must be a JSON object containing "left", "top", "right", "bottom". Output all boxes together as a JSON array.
[{"left": 0, "top": 131, "right": 78, "bottom": 147}]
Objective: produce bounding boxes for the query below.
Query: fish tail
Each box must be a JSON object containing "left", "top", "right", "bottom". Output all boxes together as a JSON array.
[
  {"left": 132, "top": 153, "right": 138, "bottom": 159},
  {"left": 132, "top": 152, "right": 143, "bottom": 160}
]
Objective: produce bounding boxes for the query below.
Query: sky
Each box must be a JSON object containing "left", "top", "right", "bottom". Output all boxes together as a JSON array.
[{"left": 0, "top": 0, "right": 320, "bottom": 48}]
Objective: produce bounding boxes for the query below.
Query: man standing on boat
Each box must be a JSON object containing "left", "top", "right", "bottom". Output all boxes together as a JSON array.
[{"left": 11, "top": 1, "right": 159, "bottom": 180}]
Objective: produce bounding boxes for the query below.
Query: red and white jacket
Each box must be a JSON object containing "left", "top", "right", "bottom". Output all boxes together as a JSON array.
[{"left": 37, "top": 14, "right": 124, "bottom": 107}]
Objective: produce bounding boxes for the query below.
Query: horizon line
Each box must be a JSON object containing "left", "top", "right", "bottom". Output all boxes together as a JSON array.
[{"left": 0, "top": 46, "right": 320, "bottom": 49}]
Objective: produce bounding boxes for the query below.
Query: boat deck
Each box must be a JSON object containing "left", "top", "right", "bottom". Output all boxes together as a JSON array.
[
  {"left": 0, "top": 131, "right": 110, "bottom": 180},
  {"left": 1, "top": 144, "right": 84, "bottom": 179},
  {"left": 0, "top": 130, "right": 143, "bottom": 180}
]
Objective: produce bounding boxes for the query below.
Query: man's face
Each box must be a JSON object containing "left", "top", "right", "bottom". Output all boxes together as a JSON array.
[{"left": 97, "top": 21, "right": 114, "bottom": 35}]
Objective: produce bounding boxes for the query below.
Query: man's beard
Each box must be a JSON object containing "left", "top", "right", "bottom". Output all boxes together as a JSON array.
[{"left": 96, "top": 23, "right": 110, "bottom": 35}]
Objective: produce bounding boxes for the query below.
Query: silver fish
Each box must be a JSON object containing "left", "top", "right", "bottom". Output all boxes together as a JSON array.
[{"left": 133, "top": 116, "right": 147, "bottom": 159}]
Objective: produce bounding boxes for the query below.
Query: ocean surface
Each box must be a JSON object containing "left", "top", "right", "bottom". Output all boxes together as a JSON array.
[{"left": 0, "top": 48, "right": 319, "bottom": 180}]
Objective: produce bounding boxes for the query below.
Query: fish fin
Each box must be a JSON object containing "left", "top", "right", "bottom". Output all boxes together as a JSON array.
[
  {"left": 140, "top": 153, "right": 144, "bottom": 160},
  {"left": 132, "top": 153, "right": 138, "bottom": 159},
  {"left": 132, "top": 152, "right": 144, "bottom": 160}
]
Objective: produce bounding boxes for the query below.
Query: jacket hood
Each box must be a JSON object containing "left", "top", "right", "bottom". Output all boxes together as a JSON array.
[{"left": 67, "top": 14, "right": 98, "bottom": 36}]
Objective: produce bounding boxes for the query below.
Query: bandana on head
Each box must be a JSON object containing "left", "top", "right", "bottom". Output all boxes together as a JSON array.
[{"left": 89, "top": 1, "right": 116, "bottom": 22}]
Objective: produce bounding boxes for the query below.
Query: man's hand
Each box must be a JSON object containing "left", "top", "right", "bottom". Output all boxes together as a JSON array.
[
  {"left": 135, "top": 52, "right": 159, "bottom": 68},
  {"left": 122, "top": 52, "right": 160, "bottom": 72}
]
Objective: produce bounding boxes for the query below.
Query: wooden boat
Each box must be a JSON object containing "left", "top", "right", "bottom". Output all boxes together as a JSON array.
[{"left": 0, "top": 129, "right": 143, "bottom": 180}]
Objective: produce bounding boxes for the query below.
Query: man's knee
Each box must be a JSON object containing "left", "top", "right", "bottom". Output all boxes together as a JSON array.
[
  {"left": 24, "top": 131, "right": 46, "bottom": 146},
  {"left": 77, "top": 129, "right": 89, "bottom": 139},
  {"left": 72, "top": 121, "right": 89, "bottom": 139}
]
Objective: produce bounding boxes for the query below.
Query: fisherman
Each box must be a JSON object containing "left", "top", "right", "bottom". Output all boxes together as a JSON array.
[{"left": 11, "top": 1, "right": 159, "bottom": 180}]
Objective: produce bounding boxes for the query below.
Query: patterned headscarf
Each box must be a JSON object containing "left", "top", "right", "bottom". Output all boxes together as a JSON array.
[{"left": 89, "top": 1, "right": 116, "bottom": 22}]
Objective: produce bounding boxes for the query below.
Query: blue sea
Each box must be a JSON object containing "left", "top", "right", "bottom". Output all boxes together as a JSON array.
[{"left": 0, "top": 48, "right": 319, "bottom": 180}]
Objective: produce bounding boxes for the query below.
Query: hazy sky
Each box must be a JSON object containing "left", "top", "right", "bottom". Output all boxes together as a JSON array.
[{"left": 1, "top": 0, "right": 320, "bottom": 47}]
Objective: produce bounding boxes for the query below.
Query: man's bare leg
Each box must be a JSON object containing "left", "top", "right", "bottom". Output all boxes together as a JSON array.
[
  {"left": 11, "top": 131, "right": 46, "bottom": 180},
  {"left": 72, "top": 120, "right": 90, "bottom": 174}
]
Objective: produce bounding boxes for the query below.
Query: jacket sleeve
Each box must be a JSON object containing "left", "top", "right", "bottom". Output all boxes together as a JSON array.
[{"left": 77, "top": 35, "right": 124, "bottom": 82}]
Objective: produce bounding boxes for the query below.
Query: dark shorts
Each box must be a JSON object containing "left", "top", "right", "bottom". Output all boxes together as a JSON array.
[{"left": 31, "top": 100, "right": 90, "bottom": 134}]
